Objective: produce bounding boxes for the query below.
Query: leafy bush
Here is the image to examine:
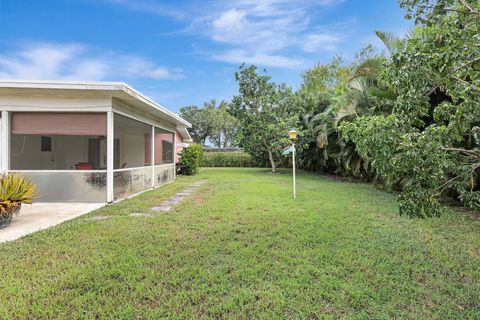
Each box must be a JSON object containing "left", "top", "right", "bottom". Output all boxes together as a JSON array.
[
  {"left": 0, "top": 173, "right": 37, "bottom": 217},
  {"left": 177, "top": 144, "right": 204, "bottom": 175},
  {"left": 340, "top": 1, "right": 480, "bottom": 217},
  {"left": 203, "top": 152, "right": 254, "bottom": 167}
]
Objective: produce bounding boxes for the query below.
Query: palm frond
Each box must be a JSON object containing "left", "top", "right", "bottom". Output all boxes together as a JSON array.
[{"left": 375, "top": 31, "right": 403, "bottom": 54}]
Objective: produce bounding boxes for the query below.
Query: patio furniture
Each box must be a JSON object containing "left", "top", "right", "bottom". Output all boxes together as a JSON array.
[{"left": 75, "top": 162, "right": 94, "bottom": 170}]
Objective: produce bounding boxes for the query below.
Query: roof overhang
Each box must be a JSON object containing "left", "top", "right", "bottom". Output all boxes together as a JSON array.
[
  {"left": 177, "top": 126, "right": 193, "bottom": 143},
  {"left": 0, "top": 80, "right": 191, "bottom": 128}
]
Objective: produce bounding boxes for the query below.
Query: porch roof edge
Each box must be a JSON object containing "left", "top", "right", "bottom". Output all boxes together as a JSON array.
[{"left": 0, "top": 80, "right": 191, "bottom": 128}]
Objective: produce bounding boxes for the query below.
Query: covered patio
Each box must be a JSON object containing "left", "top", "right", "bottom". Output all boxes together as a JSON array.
[{"left": 0, "top": 81, "right": 192, "bottom": 203}]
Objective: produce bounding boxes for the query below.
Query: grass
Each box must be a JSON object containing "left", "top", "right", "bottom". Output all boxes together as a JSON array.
[{"left": 1, "top": 168, "right": 479, "bottom": 319}]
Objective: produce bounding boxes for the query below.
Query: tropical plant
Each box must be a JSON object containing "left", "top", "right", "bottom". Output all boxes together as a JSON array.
[
  {"left": 177, "top": 144, "right": 204, "bottom": 175},
  {"left": 0, "top": 173, "right": 37, "bottom": 216},
  {"left": 0, "top": 173, "right": 37, "bottom": 228},
  {"left": 296, "top": 48, "right": 392, "bottom": 179}
]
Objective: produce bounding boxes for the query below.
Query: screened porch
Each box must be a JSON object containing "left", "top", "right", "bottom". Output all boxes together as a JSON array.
[{"left": 8, "top": 112, "right": 176, "bottom": 202}]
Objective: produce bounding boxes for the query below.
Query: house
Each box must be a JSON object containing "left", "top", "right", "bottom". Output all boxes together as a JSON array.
[{"left": 0, "top": 80, "right": 192, "bottom": 203}]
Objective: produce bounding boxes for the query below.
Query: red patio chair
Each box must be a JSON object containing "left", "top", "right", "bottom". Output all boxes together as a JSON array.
[{"left": 75, "top": 162, "right": 93, "bottom": 170}]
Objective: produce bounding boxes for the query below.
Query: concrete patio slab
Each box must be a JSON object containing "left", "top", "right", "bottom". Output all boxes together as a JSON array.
[{"left": 0, "top": 202, "right": 104, "bottom": 243}]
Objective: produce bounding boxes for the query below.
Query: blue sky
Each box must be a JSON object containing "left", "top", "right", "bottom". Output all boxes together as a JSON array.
[{"left": 0, "top": 0, "right": 410, "bottom": 112}]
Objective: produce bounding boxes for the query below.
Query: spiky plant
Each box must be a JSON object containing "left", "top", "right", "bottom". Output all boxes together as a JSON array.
[{"left": 0, "top": 173, "right": 37, "bottom": 217}]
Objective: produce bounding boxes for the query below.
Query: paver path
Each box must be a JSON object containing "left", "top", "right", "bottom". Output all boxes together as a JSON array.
[{"left": 150, "top": 180, "right": 207, "bottom": 213}]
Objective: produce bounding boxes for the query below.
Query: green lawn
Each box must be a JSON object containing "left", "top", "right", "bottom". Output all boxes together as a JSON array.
[{"left": 1, "top": 168, "right": 479, "bottom": 319}]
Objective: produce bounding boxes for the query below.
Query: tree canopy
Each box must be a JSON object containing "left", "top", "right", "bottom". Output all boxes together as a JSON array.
[
  {"left": 341, "top": 0, "right": 480, "bottom": 217},
  {"left": 229, "top": 65, "right": 298, "bottom": 173},
  {"left": 180, "top": 99, "right": 238, "bottom": 148}
]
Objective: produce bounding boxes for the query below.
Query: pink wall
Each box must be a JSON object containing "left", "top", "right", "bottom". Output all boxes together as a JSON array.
[
  {"left": 175, "top": 131, "right": 185, "bottom": 163},
  {"left": 11, "top": 112, "right": 107, "bottom": 135},
  {"left": 145, "top": 132, "right": 180, "bottom": 164}
]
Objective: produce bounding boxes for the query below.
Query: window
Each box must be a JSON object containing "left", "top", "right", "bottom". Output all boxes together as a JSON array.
[
  {"left": 162, "top": 140, "right": 173, "bottom": 163},
  {"left": 154, "top": 127, "right": 174, "bottom": 165},
  {"left": 41, "top": 136, "right": 52, "bottom": 152}
]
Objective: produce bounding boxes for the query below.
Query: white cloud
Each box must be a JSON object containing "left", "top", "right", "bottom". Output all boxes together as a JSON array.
[
  {"left": 204, "top": 0, "right": 345, "bottom": 68},
  {"left": 303, "top": 33, "right": 341, "bottom": 52},
  {"left": 213, "top": 50, "right": 304, "bottom": 68},
  {"left": 102, "top": 0, "right": 348, "bottom": 69},
  {"left": 101, "top": 0, "right": 186, "bottom": 19},
  {"left": 0, "top": 42, "right": 183, "bottom": 81},
  {"left": 117, "top": 55, "right": 184, "bottom": 80}
]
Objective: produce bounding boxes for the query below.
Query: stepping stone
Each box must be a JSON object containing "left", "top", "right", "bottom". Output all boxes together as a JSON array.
[
  {"left": 175, "top": 191, "right": 192, "bottom": 196},
  {"left": 189, "top": 181, "right": 206, "bottom": 187},
  {"left": 128, "top": 212, "right": 153, "bottom": 218},
  {"left": 85, "top": 215, "right": 112, "bottom": 221},
  {"left": 151, "top": 206, "right": 171, "bottom": 212},
  {"left": 166, "top": 198, "right": 182, "bottom": 204},
  {"left": 170, "top": 195, "right": 186, "bottom": 202},
  {"left": 160, "top": 200, "right": 177, "bottom": 206}
]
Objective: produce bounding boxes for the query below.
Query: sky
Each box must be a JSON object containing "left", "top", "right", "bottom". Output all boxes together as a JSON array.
[{"left": 0, "top": 0, "right": 410, "bottom": 113}]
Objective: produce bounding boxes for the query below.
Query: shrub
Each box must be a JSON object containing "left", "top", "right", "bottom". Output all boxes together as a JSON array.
[
  {"left": 203, "top": 152, "right": 254, "bottom": 167},
  {"left": 0, "top": 173, "right": 37, "bottom": 228},
  {"left": 177, "top": 144, "right": 204, "bottom": 175}
]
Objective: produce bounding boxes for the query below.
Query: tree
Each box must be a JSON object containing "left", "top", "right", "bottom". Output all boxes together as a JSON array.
[
  {"left": 230, "top": 64, "right": 298, "bottom": 173},
  {"left": 341, "top": 0, "right": 480, "bottom": 217},
  {"left": 180, "top": 99, "right": 238, "bottom": 147},
  {"left": 208, "top": 100, "right": 239, "bottom": 148},
  {"left": 180, "top": 104, "right": 215, "bottom": 145}
]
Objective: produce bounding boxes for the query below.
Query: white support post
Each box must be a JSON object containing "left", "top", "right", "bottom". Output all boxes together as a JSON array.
[
  {"left": 107, "top": 111, "right": 114, "bottom": 202},
  {"left": 292, "top": 142, "right": 296, "bottom": 199},
  {"left": 151, "top": 125, "right": 155, "bottom": 188},
  {"left": 1, "top": 111, "right": 9, "bottom": 173},
  {"left": 173, "top": 130, "right": 176, "bottom": 180}
]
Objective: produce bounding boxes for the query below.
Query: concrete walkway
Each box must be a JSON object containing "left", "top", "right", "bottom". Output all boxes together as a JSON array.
[{"left": 0, "top": 202, "right": 104, "bottom": 243}]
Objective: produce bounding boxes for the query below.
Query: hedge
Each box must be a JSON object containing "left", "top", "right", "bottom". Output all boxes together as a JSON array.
[{"left": 202, "top": 152, "right": 254, "bottom": 167}]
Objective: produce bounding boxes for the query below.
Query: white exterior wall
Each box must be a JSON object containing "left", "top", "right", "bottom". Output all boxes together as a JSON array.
[{"left": 0, "top": 95, "right": 111, "bottom": 112}]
